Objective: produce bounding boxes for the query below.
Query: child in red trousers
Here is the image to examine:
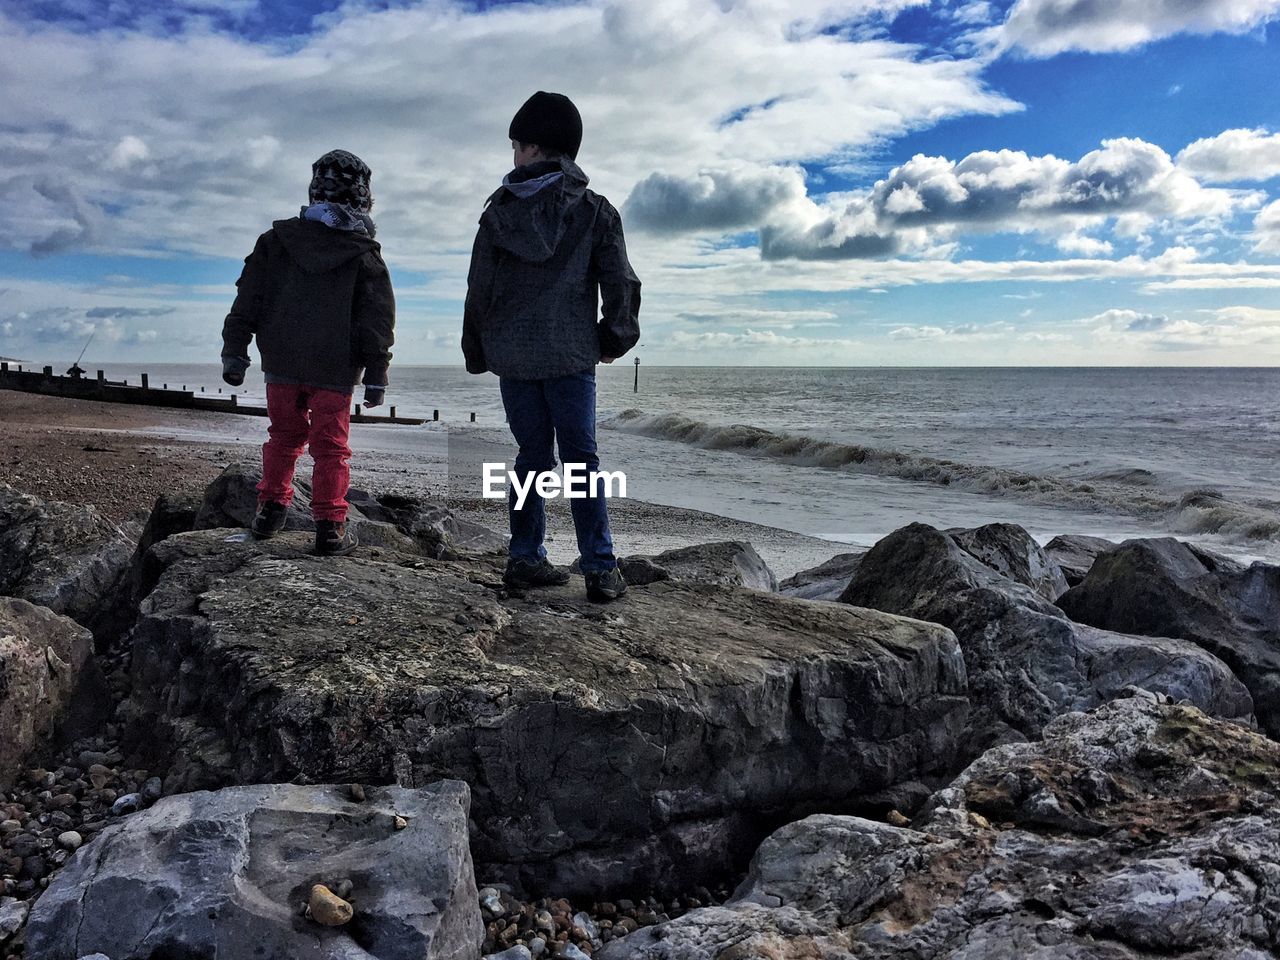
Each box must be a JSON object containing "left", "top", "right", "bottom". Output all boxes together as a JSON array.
[{"left": 220, "top": 149, "right": 395, "bottom": 555}]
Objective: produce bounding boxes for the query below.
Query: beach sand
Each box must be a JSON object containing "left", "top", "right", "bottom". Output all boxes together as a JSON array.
[{"left": 0, "top": 393, "right": 842, "bottom": 578}]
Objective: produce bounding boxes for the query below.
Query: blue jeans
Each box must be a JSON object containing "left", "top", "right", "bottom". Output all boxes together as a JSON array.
[{"left": 499, "top": 371, "right": 618, "bottom": 574}]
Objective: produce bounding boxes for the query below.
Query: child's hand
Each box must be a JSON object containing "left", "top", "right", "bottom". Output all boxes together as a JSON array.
[
  {"left": 222, "top": 359, "right": 246, "bottom": 387},
  {"left": 363, "top": 385, "right": 385, "bottom": 408}
]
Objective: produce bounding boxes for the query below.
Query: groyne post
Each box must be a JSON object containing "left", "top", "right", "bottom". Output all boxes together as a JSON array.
[
  {"left": 43, "top": 366, "right": 53, "bottom": 376},
  {"left": 141, "top": 374, "right": 149, "bottom": 389},
  {"left": 434, "top": 409, "right": 439, "bottom": 421},
  {"left": 97, "top": 371, "right": 104, "bottom": 384},
  {"left": 390, "top": 406, "right": 397, "bottom": 418},
  {"left": 470, "top": 412, "right": 476, "bottom": 422},
  {"left": 634, "top": 356, "right": 639, "bottom": 393}
]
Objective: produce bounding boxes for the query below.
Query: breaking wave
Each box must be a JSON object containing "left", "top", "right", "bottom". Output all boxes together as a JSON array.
[{"left": 602, "top": 409, "right": 1280, "bottom": 545}]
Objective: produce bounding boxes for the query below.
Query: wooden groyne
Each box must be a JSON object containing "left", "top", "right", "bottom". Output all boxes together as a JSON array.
[{"left": 0, "top": 363, "right": 427, "bottom": 426}]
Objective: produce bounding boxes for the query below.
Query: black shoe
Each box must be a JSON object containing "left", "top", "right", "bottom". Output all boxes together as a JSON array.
[
  {"left": 585, "top": 567, "right": 628, "bottom": 602},
  {"left": 504, "top": 557, "right": 571, "bottom": 588},
  {"left": 251, "top": 501, "right": 288, "bottom": 540},
  {"left": 315, "top": 519, "right": 358, "bottom": 556}
]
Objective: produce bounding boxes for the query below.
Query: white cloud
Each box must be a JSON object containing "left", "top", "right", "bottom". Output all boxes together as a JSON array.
[
  {"left": 625, "top": 166, "right": 806, "bottom": 233},
  {"left": 1143, "top": 276, "right": 1280, "bottom": 291},
  {"left": 1177, "top": 128, "right": 1280, "bottom": 183},
  {"left": 0, "top": 1, "right": 1017, "bottom": 269},
  {"left": 107, "top": 135, "right": 150, "bottom": 170},
  {"left": 1081, "top": 305, "right": 1280, "bottom": 349},
  {"left": 1253, "top": 199, "right": 1280, "bottom": 254},
  {"left": 668, "top": 328, "right": 860, "bottom": 349},
  {"left": 888, "top": 322, "right": 1011, "bottom": 340},
  {"left": 991, "top": 0, "right": 1280, "bottom": 57},
  {"left": 751, "top": 138, "right": 1253, "bottom": 260},
  {"left": 675, "top": 307, "right": 839, "bottom": 328}
]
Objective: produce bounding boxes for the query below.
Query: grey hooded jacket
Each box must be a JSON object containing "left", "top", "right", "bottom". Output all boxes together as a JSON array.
[{"left": 462, "top": 157, "right": 641, "bottom": 380}]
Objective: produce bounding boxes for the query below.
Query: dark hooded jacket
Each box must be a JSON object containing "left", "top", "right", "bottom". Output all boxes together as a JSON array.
[
  {"left": 462, "top": 157, "right": 640, "bottom": 380},
  {"left": 221, "top": 217, "right": 395, "bottom": 388}
]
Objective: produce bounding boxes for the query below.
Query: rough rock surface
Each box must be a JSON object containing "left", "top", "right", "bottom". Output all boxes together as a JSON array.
[
  {"left": 0, "top": 598, "right": 95, "bottom": 787},
  {"left": 631, "top": 541, "right": 778, "bottom": 592},
  {"left": 600, "top": 695, "right": 1280, "bottom": 959},
  {"left": 1058, "top": 537, "right": 1280, "bottom": 738},
  {"left": 947, "top": 522, "right": 1069, "bottom": 601},
  {"left": 192, "top": 463, "right": 504, "bottom": 558},
  {"left": 119, "top": 528, "right": 967, "bottom": 895},
  {"left": 841, "top": 523, "right": 1253, "bottom": 752},
  {"left": 1044, "top": 534, "right": 1115, "bottom": 587},
  {"left": 24, "top": 781, "right": 481, "bottom": 960},
  {"left": 0, "top": 484, "right": 137, "bottom": 639},
  {"left": 778, "top": 552, "right": 866, "bottom": 602}
]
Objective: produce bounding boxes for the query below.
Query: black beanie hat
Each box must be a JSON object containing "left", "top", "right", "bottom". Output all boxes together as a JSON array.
[
  {"left": 509, "top": 92, "right": 583, "bottom": 161},
  {"left": 309, "top": 149, "right": 373, "bottom": 212}
]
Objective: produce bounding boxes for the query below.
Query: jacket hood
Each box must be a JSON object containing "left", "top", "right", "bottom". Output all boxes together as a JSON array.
[
  {"left": 482, "top": 157, "right": 590, "bottom": 263},
  {"left": 272, "top": 217, "right": 379, "bottom": 274}
]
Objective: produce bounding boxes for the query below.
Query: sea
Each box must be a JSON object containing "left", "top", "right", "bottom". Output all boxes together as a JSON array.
[{"left": 43, "top": 362, "right": 1280, "bottom": 564}]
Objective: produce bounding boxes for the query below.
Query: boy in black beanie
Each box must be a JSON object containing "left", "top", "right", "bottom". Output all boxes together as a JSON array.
[
  {"left": 463, "top": 91, "right": 641, "bottom": 601},
  {"left": 222, "top": 149, "right": 396, "bottom": 556}
]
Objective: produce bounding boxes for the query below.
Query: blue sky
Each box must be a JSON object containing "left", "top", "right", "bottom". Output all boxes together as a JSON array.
[{"left": 2, "top": 0, "right": 1279, "bottom": 366}]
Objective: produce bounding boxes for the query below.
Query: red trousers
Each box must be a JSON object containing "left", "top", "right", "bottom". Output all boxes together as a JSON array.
[{"left": 257, "top": 383, "right": 352, "bottom": 521}]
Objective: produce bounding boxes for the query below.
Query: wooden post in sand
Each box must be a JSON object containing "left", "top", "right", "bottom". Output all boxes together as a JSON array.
[
  {"left": 470, "top": 412, "right": 476, "bottom": 422},
  {"left": 433, "top": 409, "right": 439, "bottom": 421},
  {"left": 97, "top": 371, "right": 104, "bottom": 384},
  {"left": 141, "top": 373, "right": 149, "bottom": 390}
]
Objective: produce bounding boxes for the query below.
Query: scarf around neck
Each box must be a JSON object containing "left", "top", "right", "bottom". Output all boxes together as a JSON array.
[{"left": 301, "top": 201, "right": 377, "bottom": 238}]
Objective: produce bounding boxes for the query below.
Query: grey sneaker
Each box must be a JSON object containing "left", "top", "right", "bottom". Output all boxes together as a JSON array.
[
  {"left": 585, "top": 567, "right": 628, "bottom": 602},
  {"left": 250, "top": 501, "right": 288, "bottom": 540},
  {"left": 315, "top": 519, "right": 358, "bottom": 557},
  {"left": 504, "top": 557, "right": 571, "bottom": 588}
]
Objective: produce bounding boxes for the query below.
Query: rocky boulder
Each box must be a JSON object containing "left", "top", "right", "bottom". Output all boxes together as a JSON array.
[
  {"left": 25, "top": 781, "right": 481, "bottom": 960},
  {"left": 600, "top": 694, "right": 1280, "bottom": 959},
  {"left": 778, "top": 551, "right": 865, "bottom": 602},
  {"left": 119, "top": 529, "right": 967, "bottom": 896},
  {"left": 841, "top": 523, "right": 1253, "bottom": 752},
  {"left": 948, "top": 522, "right": 1069, "bottom": 601},
  {"left": 631, "top": 541, "right": 777, "bottom": 591},
  {"left": 1044, "top": 534, "right": 1115, "bottom": 587},
  {"left": 0, "top": 598, "right": 97, "bottom": 787},
  {"left": 0, "top": 484, "right": 137, "bottom": 639},
  {"left": 1058, "top": 536, "right": 1280, "bottom": 738},
  {"left": 194, "top": 463, "right": 504, "bottom": 559}
]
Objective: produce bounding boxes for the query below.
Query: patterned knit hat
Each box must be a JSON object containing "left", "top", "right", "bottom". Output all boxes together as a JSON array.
[{"left": 308, "top": 149, "right": 373, "bottom": 212}]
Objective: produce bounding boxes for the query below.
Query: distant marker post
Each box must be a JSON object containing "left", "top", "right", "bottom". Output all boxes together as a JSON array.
[{"left": 634, "top": 356, "right": 640, "bottom": 393}]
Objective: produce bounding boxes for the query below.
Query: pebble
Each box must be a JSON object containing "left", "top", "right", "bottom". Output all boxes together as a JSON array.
[
  {"left": 111, "top": 793, "right": 145, "bottom": 816},
  {"left": 560, "top": 945, "right": 591, "bottom": 960},
  {"left": 348, "top": 783, "right": 366, "bottom": 803},
  {"left": 485, "top": 947, "right": 532, "bottom": 960},
  {"left": 56, "top": 830, "right": 84, "bottom": 853},
  {"left": 572, "top": 911, "right": 598, "bottom": 940},
  {"left": 307, "top": 883, "right": 354, "bottom": 926},
  {"left": 528, "top": 937, "right": 547, "bottom": 957},
  {"left": 142, "top": 777, "right": 164, "bottom": 803},
  {"left": 332, "top": 878, "right": 354, "bottom": 900},
  {"left": 393, "top": 815, "right": 408, "bottom": 830}
]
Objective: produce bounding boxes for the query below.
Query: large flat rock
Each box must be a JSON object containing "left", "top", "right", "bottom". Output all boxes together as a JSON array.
[
  {"left": 0, "top": 598, "right": 94, "bottom": 787},
  {"left": 119, "top": 529, "right": 968, "bottom": 896},
  {"left": 841, "top": 523, "right": 1253, "bottom": 753},
  {"left": 1058, "top": 537, "right": 1280, "bottom": 737},
  {"left": 24, "top": 781, "right": 481, "bottom": 960},
  {"left": 601, "top": 694, "right": 1280, "bottom": 959}
]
